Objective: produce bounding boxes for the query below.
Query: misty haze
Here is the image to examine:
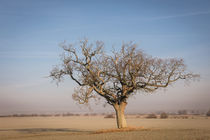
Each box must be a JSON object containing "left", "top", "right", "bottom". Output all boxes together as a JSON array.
[{"left": 0, "top": 0, "right": 210, "bottom": 140}]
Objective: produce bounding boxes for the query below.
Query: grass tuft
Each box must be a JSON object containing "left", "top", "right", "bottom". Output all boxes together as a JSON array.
[{"left": 93, "top": 126, "right": 148, "bottom": 134}]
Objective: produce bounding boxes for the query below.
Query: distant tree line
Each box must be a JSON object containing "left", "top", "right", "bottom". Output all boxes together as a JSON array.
[{"left": 0, "top": 109, "right": 210, "bottom": 118}]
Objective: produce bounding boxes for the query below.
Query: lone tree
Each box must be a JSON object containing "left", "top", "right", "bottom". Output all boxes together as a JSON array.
[{"left": 50, "top": 39, "right": 198, "bottom": 129}]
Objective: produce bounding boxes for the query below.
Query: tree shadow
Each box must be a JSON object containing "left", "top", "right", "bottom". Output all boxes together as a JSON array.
[{"left": 0, "top": 128, "right": 91, "bottom": 134}]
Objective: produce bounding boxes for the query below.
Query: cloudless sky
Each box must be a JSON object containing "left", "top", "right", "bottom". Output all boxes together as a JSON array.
[{"left": 0, "top": 0, "right": 210, "bottom": 115}]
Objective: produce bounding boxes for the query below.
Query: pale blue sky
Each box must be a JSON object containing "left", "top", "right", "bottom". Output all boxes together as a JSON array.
[{"left": 0, "top": 0, "right": 210, "bottom": 115}]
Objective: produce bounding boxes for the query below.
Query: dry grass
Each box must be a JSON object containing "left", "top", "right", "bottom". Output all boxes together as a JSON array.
[
  {"left": 93, "top": 126, "right": 146, "bottom": 134},
  {"left": 0, "top": 115, "right": 209, "bottom": 140}
]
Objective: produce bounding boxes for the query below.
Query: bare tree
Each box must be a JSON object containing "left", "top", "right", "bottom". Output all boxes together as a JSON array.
[{"left": 50, "top": 39, "right": 199, "bottom": 129}]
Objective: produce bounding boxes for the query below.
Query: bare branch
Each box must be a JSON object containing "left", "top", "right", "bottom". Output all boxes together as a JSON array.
[{"left": 50, "top": 39, "right": 199, "bottom": 106}]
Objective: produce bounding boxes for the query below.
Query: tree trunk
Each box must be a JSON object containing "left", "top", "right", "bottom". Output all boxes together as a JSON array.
[{"left": 113, "top": 102, "right": 127, "bottom": 129}]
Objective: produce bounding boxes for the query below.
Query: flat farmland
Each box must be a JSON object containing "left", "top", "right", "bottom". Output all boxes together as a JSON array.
[{"left": 0, "top": 116, "right": 210, "bottom": 140}]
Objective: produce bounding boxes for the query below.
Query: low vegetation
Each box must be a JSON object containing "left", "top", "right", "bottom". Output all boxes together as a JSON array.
[
  {"left": 146, "top": 114, "right": 157, "bottom": 119},
  {"left": 104, "top": 114, "right": 115, "bottom": 118},
  {"left": 178, "top": 110, "right": 188, "bottom": 115},
  {"left": 160, "top": 112, "right": 168, "bottom": 119},
  {"left": 206, "top": 109, "right": 210, "bottom": 117}
]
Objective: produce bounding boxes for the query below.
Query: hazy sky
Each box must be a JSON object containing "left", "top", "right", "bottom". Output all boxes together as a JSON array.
[{"left": 0, "top": 0, "right": 210, "bottom": 115}]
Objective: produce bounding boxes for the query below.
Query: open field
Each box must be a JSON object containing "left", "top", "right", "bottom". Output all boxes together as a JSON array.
[{"left": 0, "top": 115, "right": 210, "bottom": 140}]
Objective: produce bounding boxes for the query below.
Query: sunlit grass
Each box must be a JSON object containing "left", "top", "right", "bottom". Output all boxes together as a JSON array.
[{"left": 0, "top": 115, "right": 209, "bottom": 140}]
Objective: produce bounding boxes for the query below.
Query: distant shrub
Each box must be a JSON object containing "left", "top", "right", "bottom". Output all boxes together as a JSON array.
[
  {"left": 84, "top": 113, "right": 89, "bottom": 116},
  {"left": 74, "top": 114, "right": 80, "bottom": 116},
  {"left": 160, "top": 112, "right": 168, "bottom": 119},
  {"left": 181, "top": 116, "right": 188, "bottom": 119},
  {"left": 178, "top": 110, "right": 187, "bottom": 115},
  {"left": 206, "top": 109, "right": 210, "bottom": 117},
  {"left": 189, "top": 110, "right": 201, "bottom": 115},
  {"left": 171, "top": 115, "right": 189, "bottom": 119},
  {"left": 39, "top": 114, "right": 52, "bottom": 117},
  {"left": 62, "top": 113, "right": 74, "bottom": 116},
  {"left": 54, "top": 114, "right": 61, "bottom": 117},
  {"left": 146, "top": 114, "right": 157, "bottom": 119},
  {"left": 104, "top": 114, "right": 115, "bottom": 118}
]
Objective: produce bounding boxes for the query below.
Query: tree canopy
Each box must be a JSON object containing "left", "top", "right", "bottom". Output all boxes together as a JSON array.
[{"left": 50, "top": 39, "right": 199, "bottom": 128}]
